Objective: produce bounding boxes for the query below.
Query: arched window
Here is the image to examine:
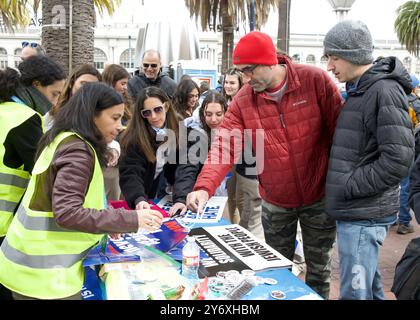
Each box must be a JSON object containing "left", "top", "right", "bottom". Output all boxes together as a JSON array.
[
  {"left": 119, "top": 48, "right": 135, "bottom": 69},
  {"left": 14, "top": 48, "right": 22, "bottom": 68},
  {"left": 0, "top": 48, "right": 7, "bottom": 69},
  {"left": 292, "top": 54, "right": 300, "bottom": 63},
  {"left": 320, "top": 55, "right": 328, "bottom": 65},
  {"left": 306, "top": 54, "right": 316, "bottom": 65},
  {"left": 403, "top": 56, "right": 412, "bottom": 73},
  {"left": 94, "top": 48, "right": 107, "bottom": 70}
]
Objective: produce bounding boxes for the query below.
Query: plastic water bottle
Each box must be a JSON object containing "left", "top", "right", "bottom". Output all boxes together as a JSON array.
[{"left": 182, "top": 236, "right": 200, "bottom": 280}]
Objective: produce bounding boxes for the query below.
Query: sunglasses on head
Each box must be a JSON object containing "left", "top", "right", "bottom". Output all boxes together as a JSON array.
[
  {"left": 143, "top": 63, "right": 158, "bottom": 69},
  {"left": 22, "top": 41, "right": 39, "bottom": 48},
  {"left": 141, "top": 105, "right": 164, "bottom": 118}
]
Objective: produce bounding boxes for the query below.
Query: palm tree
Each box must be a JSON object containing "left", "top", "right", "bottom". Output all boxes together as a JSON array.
[
  {"left": 277, "top": 0, "right": 290, "bottom": 54},
  {"left": 394, "top": 0, "right": 420, "bottom": 57},
  {"left": 0, "top": 0, "right": 119, "bottom": 74},
  {"left": 185, "top": 0, "right": 278, "bottom": 74}
]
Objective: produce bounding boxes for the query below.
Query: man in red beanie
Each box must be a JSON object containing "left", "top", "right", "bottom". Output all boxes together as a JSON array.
[{"left": 186, "top": 31, "right": 343, "bottom": 299}]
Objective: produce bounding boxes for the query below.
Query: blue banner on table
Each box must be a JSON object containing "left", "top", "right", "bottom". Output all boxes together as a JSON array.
[
  {"left": 189, "top": 225, "right": 293, "bottom": 277},
  {"left": 83, "top": 219, "right": 188, "bottom": 267}
]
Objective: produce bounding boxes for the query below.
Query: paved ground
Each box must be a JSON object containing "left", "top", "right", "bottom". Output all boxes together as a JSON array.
[{"left": 297, "top": 220, "right": 420, "bottom": 300}]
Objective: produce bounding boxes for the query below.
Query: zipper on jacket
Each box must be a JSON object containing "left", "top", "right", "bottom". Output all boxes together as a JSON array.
[
  {"left": 281, "top": 117, "right": 305, "bottom": 206},
  {"left": 279, "top": 114, "right": 286, "bottom": 128}
]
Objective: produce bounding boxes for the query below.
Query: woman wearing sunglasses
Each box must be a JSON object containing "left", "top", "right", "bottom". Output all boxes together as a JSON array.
[
  {"left": 0, "top": 83, "right": 163, "bottom": 300},
  {"left": 119, "top": 87, "right": 191, "bottom": 215}
]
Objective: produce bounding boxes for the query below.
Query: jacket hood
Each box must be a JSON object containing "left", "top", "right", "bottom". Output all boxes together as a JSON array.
[{"left": 355, "top": 56, "right": 412, "bottom": 95}]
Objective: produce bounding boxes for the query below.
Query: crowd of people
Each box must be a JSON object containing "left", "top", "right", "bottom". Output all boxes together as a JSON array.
[{"left": 0, "top": 19, "right": 419, "bottom": 300}]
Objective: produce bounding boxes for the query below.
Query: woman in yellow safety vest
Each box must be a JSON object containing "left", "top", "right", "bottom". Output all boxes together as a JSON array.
[{"left": 0, "top": 82, "right": 163, "bottom": 300}]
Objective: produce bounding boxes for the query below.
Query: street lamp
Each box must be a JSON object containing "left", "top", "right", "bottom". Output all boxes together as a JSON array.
[{"left": 327, "top": 0, "right": 356, "bottom": 22}]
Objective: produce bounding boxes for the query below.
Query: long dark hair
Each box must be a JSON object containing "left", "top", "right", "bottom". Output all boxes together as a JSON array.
[
  {"left": 172, "top": 79, "right": 200, "bottom": 119},
  {"left": 120, "top": 87, "right": 180, "bottom": 163},
  {"left": 37, "top": 82, "right": 123, "bottom": 166},
  {"left": 199, "top": 90, "right": 228, "bottom": 141},
  {"left": 52, "top": 64, "right": 102, "bottom": 116},
  {"left": 102, "top": 64, "right": 132, "bottom": 123}
]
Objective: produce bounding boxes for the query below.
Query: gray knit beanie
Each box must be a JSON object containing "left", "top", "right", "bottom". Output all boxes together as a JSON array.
[{"left": 324, "top": 20, "right": 374, "bottom": 65}]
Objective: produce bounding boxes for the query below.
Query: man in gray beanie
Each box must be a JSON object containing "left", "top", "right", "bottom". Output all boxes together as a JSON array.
[
  {"left": 324, "top": 20, "right": 374, "bottom": 65},
  {"left": 323, "top": 20, "right": 415, "bottom": 300}
]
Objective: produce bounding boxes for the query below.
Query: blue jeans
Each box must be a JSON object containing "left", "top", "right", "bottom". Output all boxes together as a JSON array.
[
  {"left": 399, "top": 177, "right": 412, "bottom": 225},
  {"left": 336, "top": 220, "right": 390, "bottom": 300}
]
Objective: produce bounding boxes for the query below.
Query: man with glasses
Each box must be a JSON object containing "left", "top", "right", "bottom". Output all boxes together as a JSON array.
[
  {"left": 128, "top": 49, "right": 177, "bottom": 101},
  {"left": 187, "top": 31, "right": 343, "bottom": 299},
  {"left": 20, "top": 41, "right": 45, "bottom": 61}
]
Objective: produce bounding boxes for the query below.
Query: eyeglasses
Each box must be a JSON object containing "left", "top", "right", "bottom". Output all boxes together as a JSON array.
[
  {"left": 22, "top": 41, "right": 39, "bottom": 48},
  {"left": 143, "top": 63, "right": 158, "bottom": 69},
  {"left": 141, "top": 106, "right": 164, "bottom": 118},
  {"left": 235, "top": 64, "right": 259, "bottom": 75}
]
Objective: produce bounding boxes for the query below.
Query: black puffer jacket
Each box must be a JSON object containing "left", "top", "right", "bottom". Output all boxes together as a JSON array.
[
  {"left": 325, "top": 57, "right": 414, "bottom": 221},
  {"left": 127, "top": 73, "right": 177, "bottom": 102}
]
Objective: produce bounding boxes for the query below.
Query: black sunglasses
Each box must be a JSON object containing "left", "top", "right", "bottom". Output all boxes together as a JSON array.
[
  {"left": 143, "top": 63, "right": 158, "bottom": 69},
  {"left": 235, "top": 64, "right": 259, "bottom": 75},
  {"left": 22, "top": 41, "right": 39, "bottom": 48},
  {"left": 141, "top": 106, "right": 164, "bottom": 118}
]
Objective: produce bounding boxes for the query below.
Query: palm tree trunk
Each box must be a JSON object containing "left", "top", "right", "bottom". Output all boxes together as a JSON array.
[
  {"left": 221, "top": 0, "right": 234, "bottom": 74},
  {"left": 277, "top": 0, "right": 290, "bottom": 54},
  {"left": 42, "top": 0, "right": 95, "bottom": 74}
]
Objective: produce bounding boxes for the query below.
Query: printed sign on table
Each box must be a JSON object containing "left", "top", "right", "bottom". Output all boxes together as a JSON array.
[
  {"left": 156, "top": 195, "right": 227, "bottom": 223},
  {"left": 189, "top": 225, "right": 293, "bottom": 277}
]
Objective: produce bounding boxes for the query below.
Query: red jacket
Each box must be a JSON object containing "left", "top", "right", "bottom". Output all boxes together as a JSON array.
[{"left": 194, "top": 56, "right": 343, "bottom": 208}]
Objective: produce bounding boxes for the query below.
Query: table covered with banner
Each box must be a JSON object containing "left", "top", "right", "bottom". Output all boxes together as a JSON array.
[{"left": 81, "top": 196, "right": 322, "bottom": 301}]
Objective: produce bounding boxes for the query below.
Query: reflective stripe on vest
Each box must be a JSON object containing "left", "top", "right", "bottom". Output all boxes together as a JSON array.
[
  {"left": 0, "top": 102, "right": 42, "bottom": 236},
  {"left": 0, "top": 172, "right": 30, "bottom": 189},
  {"left": 0, "top": 131, "right": 104, "bottom": 299},
  {"left": 16, "top": 205, "right": 74, "bottom": 232},
  {"left": 1, "top": 238, "right": 91, "bottom": 269}
]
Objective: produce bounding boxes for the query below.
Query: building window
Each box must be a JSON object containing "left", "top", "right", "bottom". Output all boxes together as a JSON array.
[
  {"left": 320, "top": 55, "right": 328, "bottom": 65},
  {"left": 306, "top": 54, "right": 316, "bottom": 65},
  {"left": 0, "top": 48, "right": 7, "bottom": 69},
  {"left": 403, "top": 56, "right": 412, "bottom": 73},
  {"left": 292, "top": 54, "right": 300, "bottom": 63},
  {"left": 14, "top": 48, "right": 22, "bottom": 68},
  {"left": 94, "top": 48, "right": 107, "bottom": 70},
  {"left": 119, "top": 49, "right": 135, "bottom": 69}
]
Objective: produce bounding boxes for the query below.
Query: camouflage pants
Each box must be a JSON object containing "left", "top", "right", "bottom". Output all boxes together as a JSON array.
[{"left": 262, "top": 198, "right": 336, "bottom": 299}]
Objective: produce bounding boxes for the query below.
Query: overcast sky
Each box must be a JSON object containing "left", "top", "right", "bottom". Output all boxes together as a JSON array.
[{"left": 99, "top": 0, "right": 408, "bottom": 40}]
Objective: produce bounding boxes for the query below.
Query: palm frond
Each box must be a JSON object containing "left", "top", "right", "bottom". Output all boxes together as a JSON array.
[
  {"left": 394, "top": 0, "right": 420, "bottom": 57},
  {"left": 0, "top": 0, "right": 31, "bottom": 32},
  {"left": 93, "top": 0, "right": 120, "bottom": 16}
]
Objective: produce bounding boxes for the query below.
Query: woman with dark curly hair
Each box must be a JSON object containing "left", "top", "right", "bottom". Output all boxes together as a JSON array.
[{"left": 15, "top": 55, "right": 66, "bottom": 116}]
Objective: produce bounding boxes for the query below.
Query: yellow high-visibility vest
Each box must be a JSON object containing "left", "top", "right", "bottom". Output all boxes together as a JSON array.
[
  {"left": 0, "top": 131, "right": 105, "bottom": 299},
  {"left": 0, "top": 102, "right": 43, "bottom": 236}
]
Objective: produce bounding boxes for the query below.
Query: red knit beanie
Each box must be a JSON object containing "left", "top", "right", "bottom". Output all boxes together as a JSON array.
[{"left": 232, "top": 31, "right": 277, "bottom": 66}]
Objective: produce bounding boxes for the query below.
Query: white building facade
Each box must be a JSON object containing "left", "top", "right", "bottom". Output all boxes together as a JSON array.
[{"left": 1, "top": 21, "right": 419, "bottom": 79}]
